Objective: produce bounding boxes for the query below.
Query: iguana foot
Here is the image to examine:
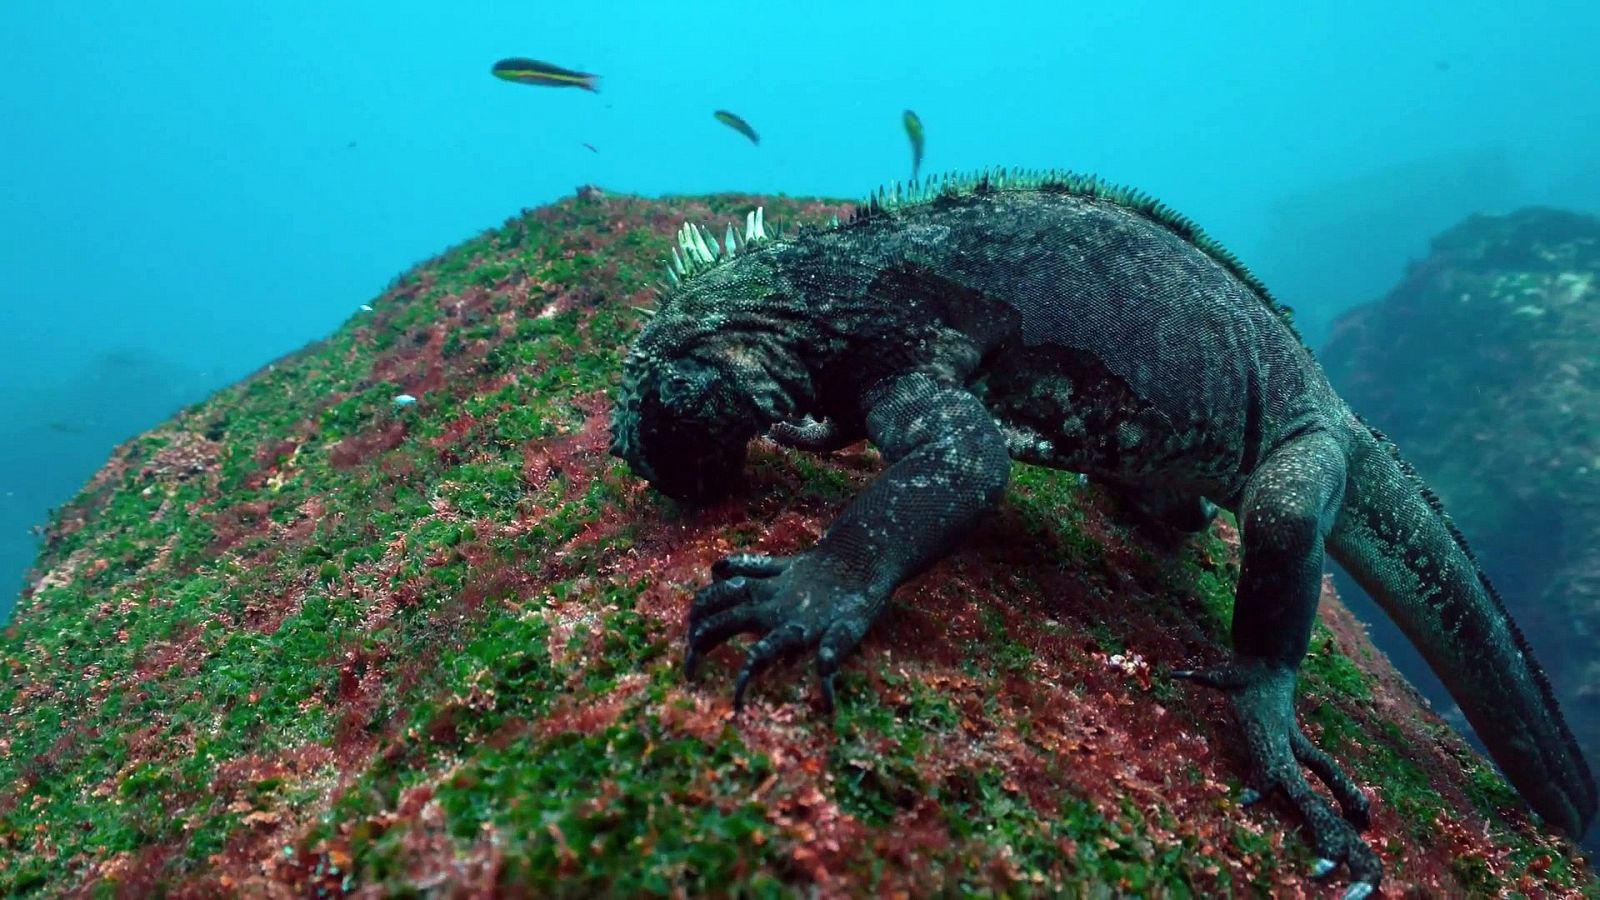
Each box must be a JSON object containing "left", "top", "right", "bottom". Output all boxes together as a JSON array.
[
  {"left": 767, "top": 416, "right": 856, "bottom": 452},
  {"left": 1173, "top": 659, "right": 1380, "bottom": 899},
  {"left": 684, "top": 552, "right": 881, "bottom": 711}
]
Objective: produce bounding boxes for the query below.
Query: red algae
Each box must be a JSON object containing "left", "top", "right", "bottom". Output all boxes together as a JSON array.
[
  {"left": 329, "top": 420, "right": 408, "bottom": 469},
  {"left": 536, "top": 672, "right": 650, "bottom": 736}
]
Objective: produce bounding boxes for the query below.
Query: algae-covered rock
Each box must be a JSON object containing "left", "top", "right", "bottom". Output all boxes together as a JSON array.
[
  {"left": 0, "top": 194, "right": 1591, "bottom": 896},
  {"left": 1322, "top": 208, "right": 1600, "bottom": 794}
]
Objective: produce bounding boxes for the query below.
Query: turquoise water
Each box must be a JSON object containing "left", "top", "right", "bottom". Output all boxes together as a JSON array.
[{"left": 2, "top": 0, "right": 1597, "bottom": 619}]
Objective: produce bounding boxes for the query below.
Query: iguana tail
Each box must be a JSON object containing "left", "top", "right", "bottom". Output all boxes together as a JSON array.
[{"left": 1326, "top": 416, "right": 1596, "bottom": 836}]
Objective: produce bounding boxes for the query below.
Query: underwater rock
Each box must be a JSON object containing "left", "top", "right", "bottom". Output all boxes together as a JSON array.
[
  {"left": 1323, "top": 206, "right": 1600, "bottom": 832},
  {"left": 0, "top": 193, "right": 1589, "bottom": 895}
]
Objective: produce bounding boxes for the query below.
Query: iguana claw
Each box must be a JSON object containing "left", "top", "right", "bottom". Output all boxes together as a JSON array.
[
  {"left": 1172, "top": 659, "right": 1381, "bottom": 895},
  {"left": 684, "top": 551, "right": 879, "bottom": 711},
  {"left": 1341, "top": 881, "right": 1375, "bottom": 900},
  {"left": 767, "top": 416, "right": 857, "bottom": 452}
]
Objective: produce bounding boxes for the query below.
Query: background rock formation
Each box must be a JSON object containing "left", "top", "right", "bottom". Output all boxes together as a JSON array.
[{"left": 0, "top": 194, "right": 1589, "bottom": 895}]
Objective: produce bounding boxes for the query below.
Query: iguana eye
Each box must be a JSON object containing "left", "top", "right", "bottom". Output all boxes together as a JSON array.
[
  {"left": 660, "top": 371, "right": 693, "bottom": 404},
  {"left": 657, "top": 363, "right": 720, "bottom": 415}
]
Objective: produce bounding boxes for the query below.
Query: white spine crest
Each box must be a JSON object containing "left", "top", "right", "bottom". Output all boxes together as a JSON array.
[{"left": 659, "top": 206, "right": 772, "bottom": 287}]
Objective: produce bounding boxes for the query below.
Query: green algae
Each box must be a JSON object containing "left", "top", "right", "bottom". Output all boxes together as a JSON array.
[
  {"left": 437, "top": 725, "right": 781, "bottom": 896},
  {"left": 1005, "top": 463, "right": 1101, "bottom": 566}
]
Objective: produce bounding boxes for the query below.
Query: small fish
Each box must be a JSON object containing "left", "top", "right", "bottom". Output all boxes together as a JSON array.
[
  {"left": 393, "top": 394, "right": 418, "bottom": 407},
  {"left": 359, "top": 304, "right": 373, "bottom": 312},
  {"left": 582, "top": 142, "right": 599, "bottom": 153},
  {"left": 491, "top": 57, "right": 599, "bottom": 92},
  {"left": 903, "top": 109, "right": 924, "bottom": 182},
  {"left": 713, "top": 110, "right": 759, "bottom": 145}
]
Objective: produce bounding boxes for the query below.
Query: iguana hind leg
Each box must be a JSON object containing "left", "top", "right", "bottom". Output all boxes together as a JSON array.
[{"left": 1175, "top": 427, "right": 1381, "bottom": 899}]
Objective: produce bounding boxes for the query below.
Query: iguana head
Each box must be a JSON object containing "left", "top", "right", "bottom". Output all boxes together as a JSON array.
[
  {"left": 610, "top": 211, "right": 807, "bottom": 502},
  {"left": 610, "top": 347, "right": 763, "bottom": 502}
]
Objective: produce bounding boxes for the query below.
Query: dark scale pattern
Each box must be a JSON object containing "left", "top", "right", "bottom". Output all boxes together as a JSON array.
[
  {"left": 610, "top": 177, "right": 1596, "bottom": 897},
  {"left": 836, "top": 191, "right": 1328, "bottom": 496},
  {"left": 848, "top": 168, "right": 1302, "bottom": 340}
]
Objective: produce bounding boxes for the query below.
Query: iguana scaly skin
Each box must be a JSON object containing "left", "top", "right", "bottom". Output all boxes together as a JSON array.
[{"left": 608, "top": 171, "right": 1597, "bottom": 896}]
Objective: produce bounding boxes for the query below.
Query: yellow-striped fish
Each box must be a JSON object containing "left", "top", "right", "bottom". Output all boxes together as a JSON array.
[
  {"left": 491, "top": 57, "right": 599, "bottom": 92},
  {"left": 903, "top": 109, "right": 924, "bottom": 182},
  {"left": 714, "top": 110, "right": 759, "bottom": 145}
]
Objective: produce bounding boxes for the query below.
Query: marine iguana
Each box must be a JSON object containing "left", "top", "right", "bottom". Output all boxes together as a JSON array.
[{"left": 607, "top": 170, "right": 1596, "bottom": 896}]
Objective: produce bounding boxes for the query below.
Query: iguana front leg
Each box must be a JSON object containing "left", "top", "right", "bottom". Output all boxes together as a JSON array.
[
  {"left": 685, "top": 371, "right": 1011, "bottom": 708},
  {"left": 1174, "top": 428, "right": 1382, "bottom": 899}
]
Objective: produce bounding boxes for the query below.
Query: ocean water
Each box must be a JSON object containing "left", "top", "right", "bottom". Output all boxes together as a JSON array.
[{"left": 2, "top": 0, "right": 1597, "bottom": 628}]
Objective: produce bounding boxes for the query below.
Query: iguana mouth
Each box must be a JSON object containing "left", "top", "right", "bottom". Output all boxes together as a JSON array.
[{"left": 630, "top": 387, "right": 748, "bottom": 502}]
